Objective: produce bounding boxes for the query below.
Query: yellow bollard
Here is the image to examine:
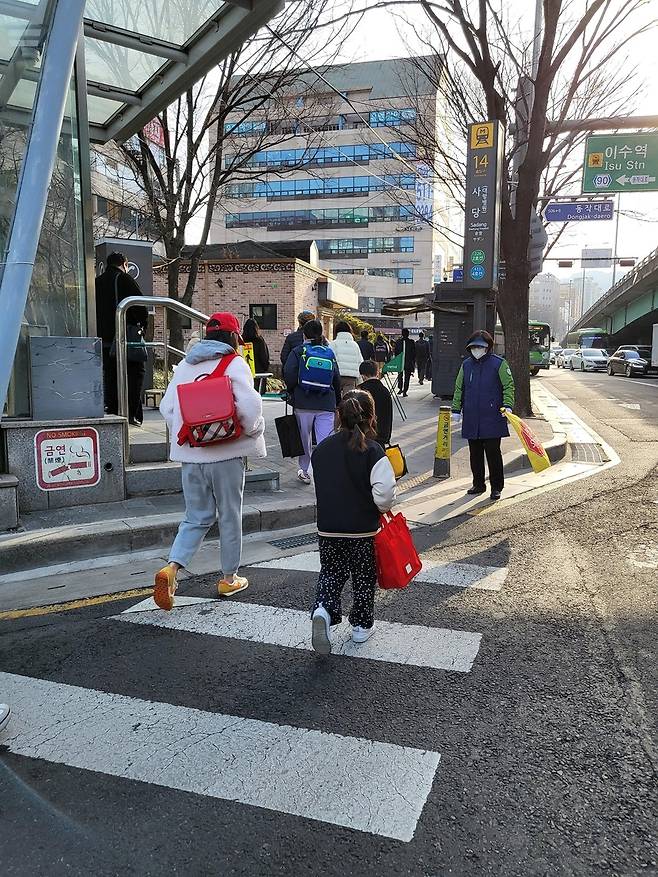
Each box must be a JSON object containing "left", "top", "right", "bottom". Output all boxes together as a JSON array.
[{"left": 433, "top": 405, "right": 452, "bottom": 478}]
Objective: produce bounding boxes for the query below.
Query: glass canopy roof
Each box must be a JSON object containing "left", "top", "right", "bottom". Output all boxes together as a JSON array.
[{"left": 0, "top": 0, "right": 283, "bottom": 142}]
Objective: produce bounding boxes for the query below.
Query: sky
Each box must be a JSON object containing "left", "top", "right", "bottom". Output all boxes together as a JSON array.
[{"left": 326, "top": 0, "right": 658, "bottom": 293}]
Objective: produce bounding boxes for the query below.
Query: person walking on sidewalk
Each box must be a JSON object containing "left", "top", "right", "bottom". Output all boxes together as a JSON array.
[
  {"left": 451, "top": 330, "right": 515, "bottom": 502},
  {"left": 394, "top": 328, "right": 416, "bottom": 396},
  {"left": 310, "top": 390, "right": 396, "bottom": 654},
  {"left": 374, "top": 333, "right": 391, "bottom": 377},
  {"left": 415, "top": 332, "right": 430, "bottom": 385},
  {"left": 330, "top": 321, "right": 363, "bottom": 392},
  {"left": 283, "top": 319, "right": 342, "bottom": 485},
  {"left": 358, "top": 360, "right": 393, "bottom": 448},
  {"left": 357, "top": 329, "right": 375, "bottom": 362},
  {"left": 280, "top": 310, "right": 315, "bottom": 367},
  {"left": 153, "top": 312, "right": 266, "bottom": 610},
  {"left": 242, "top": 318, "right": 270, "bottom": 394}
]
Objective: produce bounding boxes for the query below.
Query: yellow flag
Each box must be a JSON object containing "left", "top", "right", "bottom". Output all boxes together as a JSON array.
[
  {"left": 502, "top": 409, "right": 551, "bottom": 473},
  {"left": 240, "top": 342, "right": 256, "bottom": 377}
]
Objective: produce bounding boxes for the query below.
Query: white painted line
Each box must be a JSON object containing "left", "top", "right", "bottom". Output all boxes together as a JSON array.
[
  {"left": 117, "top": 601, "right": 482, "bottom": 673},
  {"left": 0, "top": 672, "right": 439, "bottom": 842},
  {"left": 417, "top": 559, "right": 508, "bottom": 591},
  {"left": 123, "top": 595, "right": 219, "bottom": 614},
  {"left": 253, "top": 552, "right": 507, "bottom": 592}
]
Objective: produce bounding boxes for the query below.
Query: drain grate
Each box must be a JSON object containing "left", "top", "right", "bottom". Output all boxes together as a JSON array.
[
  {"left": 571, "top": 442, "right": 607, "bottom": 464},
  {"left": 268, "top": 532, "right": 318, "bottom": 550},
  {"left": 398, "top": 471, "right": 434, "bottom": 493}
]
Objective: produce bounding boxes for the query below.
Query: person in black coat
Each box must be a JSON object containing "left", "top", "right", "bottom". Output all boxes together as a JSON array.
[
  {"left": 242, "top": 318, "right": 271, "bottom": 394},
  {"left": 95, "top": 251, "right": 149, "bottom": 424},
  {"left": 415, "top": 332, "right": 430, "bottom": 385},
  {"left": 357, "top": 330, "right": 375, "bottom": 362},
  {"left": 279, "top": 310, "right": 315, "bottom": 367},
  {"left": 394, "top": 328, "right": 416, "bottom": 396},
  {"left": 358, "top": 360, "right": 393, "bottom": 447}
]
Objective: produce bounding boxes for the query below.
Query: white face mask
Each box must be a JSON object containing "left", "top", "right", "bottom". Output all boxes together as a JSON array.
[{"left": 470, "top": 347, "right": 487, "bottom": 360}]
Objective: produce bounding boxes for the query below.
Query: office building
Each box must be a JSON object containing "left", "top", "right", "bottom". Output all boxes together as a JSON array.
[
  {"left": 210, "top": 58, "right": 461, "bottom": 318},
  {"left": 529, "top": 273, "right": 560, "bottom": 330}
]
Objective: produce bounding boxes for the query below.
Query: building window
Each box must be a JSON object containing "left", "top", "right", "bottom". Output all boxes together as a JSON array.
[
  {"left": 369, "top": 109, "right": 416, "bottom": 127},
  {"left": 397, "top": 268, "right": 414, "bottom": 284},
  {"left": 249, "top": 303, "right": 277, "bottom": 330}
]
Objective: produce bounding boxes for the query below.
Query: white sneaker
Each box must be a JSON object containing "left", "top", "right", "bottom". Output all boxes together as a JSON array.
[
  {"left": 0, "top": 703, "right": 11, "bottom": 733},
  {"left": 311, "top": 605, "right": 332, "bottom": 655},
  {"left": 352, "top": 624, "right": 375, "bottom": 644},
  {"left": 297, "top": 468, "right": 311, "bottom": 485}
]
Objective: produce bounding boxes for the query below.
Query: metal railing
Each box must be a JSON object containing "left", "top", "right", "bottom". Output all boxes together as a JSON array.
[{"left": 115, "top": 296, "right": 210, "bottom": 423}]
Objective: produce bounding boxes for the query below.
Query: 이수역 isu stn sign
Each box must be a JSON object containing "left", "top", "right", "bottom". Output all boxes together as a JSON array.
[{"left": 582, "top": 134, "right": 658, "bottom": 193}]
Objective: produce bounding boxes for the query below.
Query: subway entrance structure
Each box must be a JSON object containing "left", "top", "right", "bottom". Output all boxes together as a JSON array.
[{"left": 0, "top": 0, "right": 283, "bottom": 528}]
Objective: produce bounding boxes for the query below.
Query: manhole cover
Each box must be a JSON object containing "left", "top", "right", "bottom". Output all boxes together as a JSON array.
[
  {"left": 268, "top": 532, "right": 318, "bottom": 549},
  {"left": 571, "top": 442, "right": 606, "bottom": 464}
]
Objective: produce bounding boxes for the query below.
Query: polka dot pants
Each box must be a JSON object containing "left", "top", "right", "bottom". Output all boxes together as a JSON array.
[{"left": 312, "top": 536, "right": 377, "bottom": 629}]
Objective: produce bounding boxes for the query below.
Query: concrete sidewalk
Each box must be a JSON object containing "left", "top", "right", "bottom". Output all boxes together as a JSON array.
[{"left": 0, "top": 375, "right": 563, "bottom": 585}]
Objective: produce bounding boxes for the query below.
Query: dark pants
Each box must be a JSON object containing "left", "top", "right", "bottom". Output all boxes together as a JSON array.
[
  {"left": 313, "top": 536, "right": 377, "bottom": 629},
  {"left": 417, "top": 359, "right": 428, "bottom": 384},
  {"left": 468, "top": 438, "right": 504, "bottom": 492},
  {"left": 397, "top": 369, "right": 413, "bottom": 394},
  {"left": 103, "top": 347, "right": 145, "bottom": 423}
]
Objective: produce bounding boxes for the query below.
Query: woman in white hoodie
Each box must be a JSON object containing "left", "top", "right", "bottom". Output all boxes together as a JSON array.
[
  {"left": 153, "top": 312, "right": 266, "bottom": 610},
  {"left": 329, "top": 321, "right": 363, "bottom": 392}
]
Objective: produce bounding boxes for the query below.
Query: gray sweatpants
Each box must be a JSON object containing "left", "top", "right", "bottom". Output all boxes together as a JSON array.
[{"left": 169, "top": 458, "right": 245, "bottom": 577}]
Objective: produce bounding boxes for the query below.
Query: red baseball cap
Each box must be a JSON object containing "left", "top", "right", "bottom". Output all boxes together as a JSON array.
[{"left": 207, "top": 312, "right": 241, "bottom": 335}]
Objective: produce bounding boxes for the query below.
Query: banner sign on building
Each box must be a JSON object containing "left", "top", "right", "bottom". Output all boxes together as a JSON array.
[
  {"left": 34, "top": 428, "right": 100, "bottom": 491},
  {"left": 415, "top": 163, "right": 434, "bottom": 223},
  {"left": 545, "top": 200, "right": 614, "bottom": 222},
  {"left": 464, "top": 121, "right": 504, "bottom": 290},
  {"left": 582, "top": 134, "right": 658, "bottom": 193}
]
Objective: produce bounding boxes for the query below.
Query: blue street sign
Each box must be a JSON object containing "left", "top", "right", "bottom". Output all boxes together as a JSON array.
[
  {"left": 545, "top": 200, "right": 614, "bottom": 222},
  {"left": 470, "top": 265, "right": 486, "bottom": 280},
  {"left": 452, "top": 267, "right": 464, "bottom": 282}
]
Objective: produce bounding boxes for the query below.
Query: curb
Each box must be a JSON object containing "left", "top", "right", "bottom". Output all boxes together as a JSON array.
[{"left": 0, "top": 494, "right": 316, "bottom": 577}]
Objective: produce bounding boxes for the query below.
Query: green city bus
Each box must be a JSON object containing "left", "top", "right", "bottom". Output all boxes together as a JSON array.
[
  {"left": 494, "top": 320, "right": 551, "bottom": 375},
  {"left": 564, "top": 327, "right": 612, "bottom": 351}
]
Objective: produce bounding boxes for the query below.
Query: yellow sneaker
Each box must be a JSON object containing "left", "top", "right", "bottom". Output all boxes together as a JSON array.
[
  {"left": 153, "top": 565, "right": 177, "bottom": 611},
  {"left": 217, "top": 575, "right": 249, "bottom": 597}
]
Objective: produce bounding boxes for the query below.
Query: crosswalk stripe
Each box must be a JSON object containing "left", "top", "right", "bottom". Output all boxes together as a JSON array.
[
  {"left": 116, "top": 600, "right": 482, "bottom": 673},
  {"left": 0, "top": 671, "right": 440, "bottom": 842},
  {"left": 252, "top": 551, "right": 508, "bottom": 591}
]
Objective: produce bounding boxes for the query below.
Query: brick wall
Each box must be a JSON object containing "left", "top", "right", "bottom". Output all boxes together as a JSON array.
[{"left": 152, "top": 259, "right": 339, "bottom": 370}]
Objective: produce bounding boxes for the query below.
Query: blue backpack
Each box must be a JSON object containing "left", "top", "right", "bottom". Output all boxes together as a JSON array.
[{"left": 298, "top": 343, "right": 335, "bottom": 393}]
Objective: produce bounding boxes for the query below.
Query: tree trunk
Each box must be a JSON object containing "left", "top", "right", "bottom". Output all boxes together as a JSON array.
[
  {"left": 498, "top": 263, "right": 531, "bottom": 416},
  {"left": 166, "top": 257, "right": 185, "bottom": 355}
]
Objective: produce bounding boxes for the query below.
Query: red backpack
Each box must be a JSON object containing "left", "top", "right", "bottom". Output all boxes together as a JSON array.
[{"left": 176, "top": 353, "right": 242, "bottom": 448}]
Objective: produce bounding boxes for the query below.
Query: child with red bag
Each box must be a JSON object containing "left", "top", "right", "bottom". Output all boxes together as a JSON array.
[{"left": 310, "top": 390, "right": 396, "bottom": 654}]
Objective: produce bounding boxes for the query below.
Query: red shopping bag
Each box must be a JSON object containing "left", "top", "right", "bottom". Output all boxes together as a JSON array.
[{"left": 375, "top": 512, "right": 422, "bottom": 590}]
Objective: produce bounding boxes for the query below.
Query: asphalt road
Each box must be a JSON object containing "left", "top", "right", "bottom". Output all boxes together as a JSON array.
[{"left": 0, "top": 369, "right": 656, "bottom": 876}]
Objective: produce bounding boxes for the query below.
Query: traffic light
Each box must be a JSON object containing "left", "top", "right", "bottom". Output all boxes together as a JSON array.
[
  {"left": 527, "top": 209, "right": 548, "bottom": 278},
  {"left": 558, "top": 260, "right": 573, "bottom": 268},
  {"left": 618, "top": 259, "right": 636, "bottom": 267}
]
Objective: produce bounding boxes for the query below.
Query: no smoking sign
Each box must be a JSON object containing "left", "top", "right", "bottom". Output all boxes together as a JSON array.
[{"left": 34, "top": 428, "right": 101, "bottom": 491}]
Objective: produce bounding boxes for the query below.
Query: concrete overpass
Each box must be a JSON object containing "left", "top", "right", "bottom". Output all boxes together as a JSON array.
[{"left": 570, "top": 246, "right": 658, "bottom": 345}]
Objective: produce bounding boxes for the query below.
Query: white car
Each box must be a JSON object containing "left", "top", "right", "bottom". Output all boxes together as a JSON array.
[
  {"left": 557, "top": 348, "right": 577, "bottom": 368},
  {"left": 570, "top": 348, "right": 609, "bottom": 372},
  {"left": 550, "top": 346, "right": 563, "bottom": 365}
]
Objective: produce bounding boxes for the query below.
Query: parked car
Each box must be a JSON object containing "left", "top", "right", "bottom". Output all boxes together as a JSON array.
[
  {"left": 557, "top": 348, "right": 577, "bottom": 368},
  {"left": 550, "top": 346, "right": 563, "bottom": 365},
  {"left": 607, "top": 348, "right": 650, "bottom": 377},
  {"left": 570, "top": 348, "right": 609, "bottom": 372}
]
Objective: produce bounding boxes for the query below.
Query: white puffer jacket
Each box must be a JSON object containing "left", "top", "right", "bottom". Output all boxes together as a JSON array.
[
  {"left": 329, "top": 332, "right": 363, "bottom": 378},
  {"left": 160, "top": 340, "right": 266, "bottom": 463}
]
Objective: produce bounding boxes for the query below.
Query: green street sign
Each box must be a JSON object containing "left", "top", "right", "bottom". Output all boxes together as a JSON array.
[
  {"left": 582, "top": 134, "right": 658, "bottom": 193},
  {"left": 471, "top": 249, "right": 486, "bottom": 264}
]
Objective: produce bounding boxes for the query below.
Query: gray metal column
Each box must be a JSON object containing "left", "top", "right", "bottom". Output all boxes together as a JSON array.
[{"left": 0, "top": 0, "right": 86, "bottom": 415}]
